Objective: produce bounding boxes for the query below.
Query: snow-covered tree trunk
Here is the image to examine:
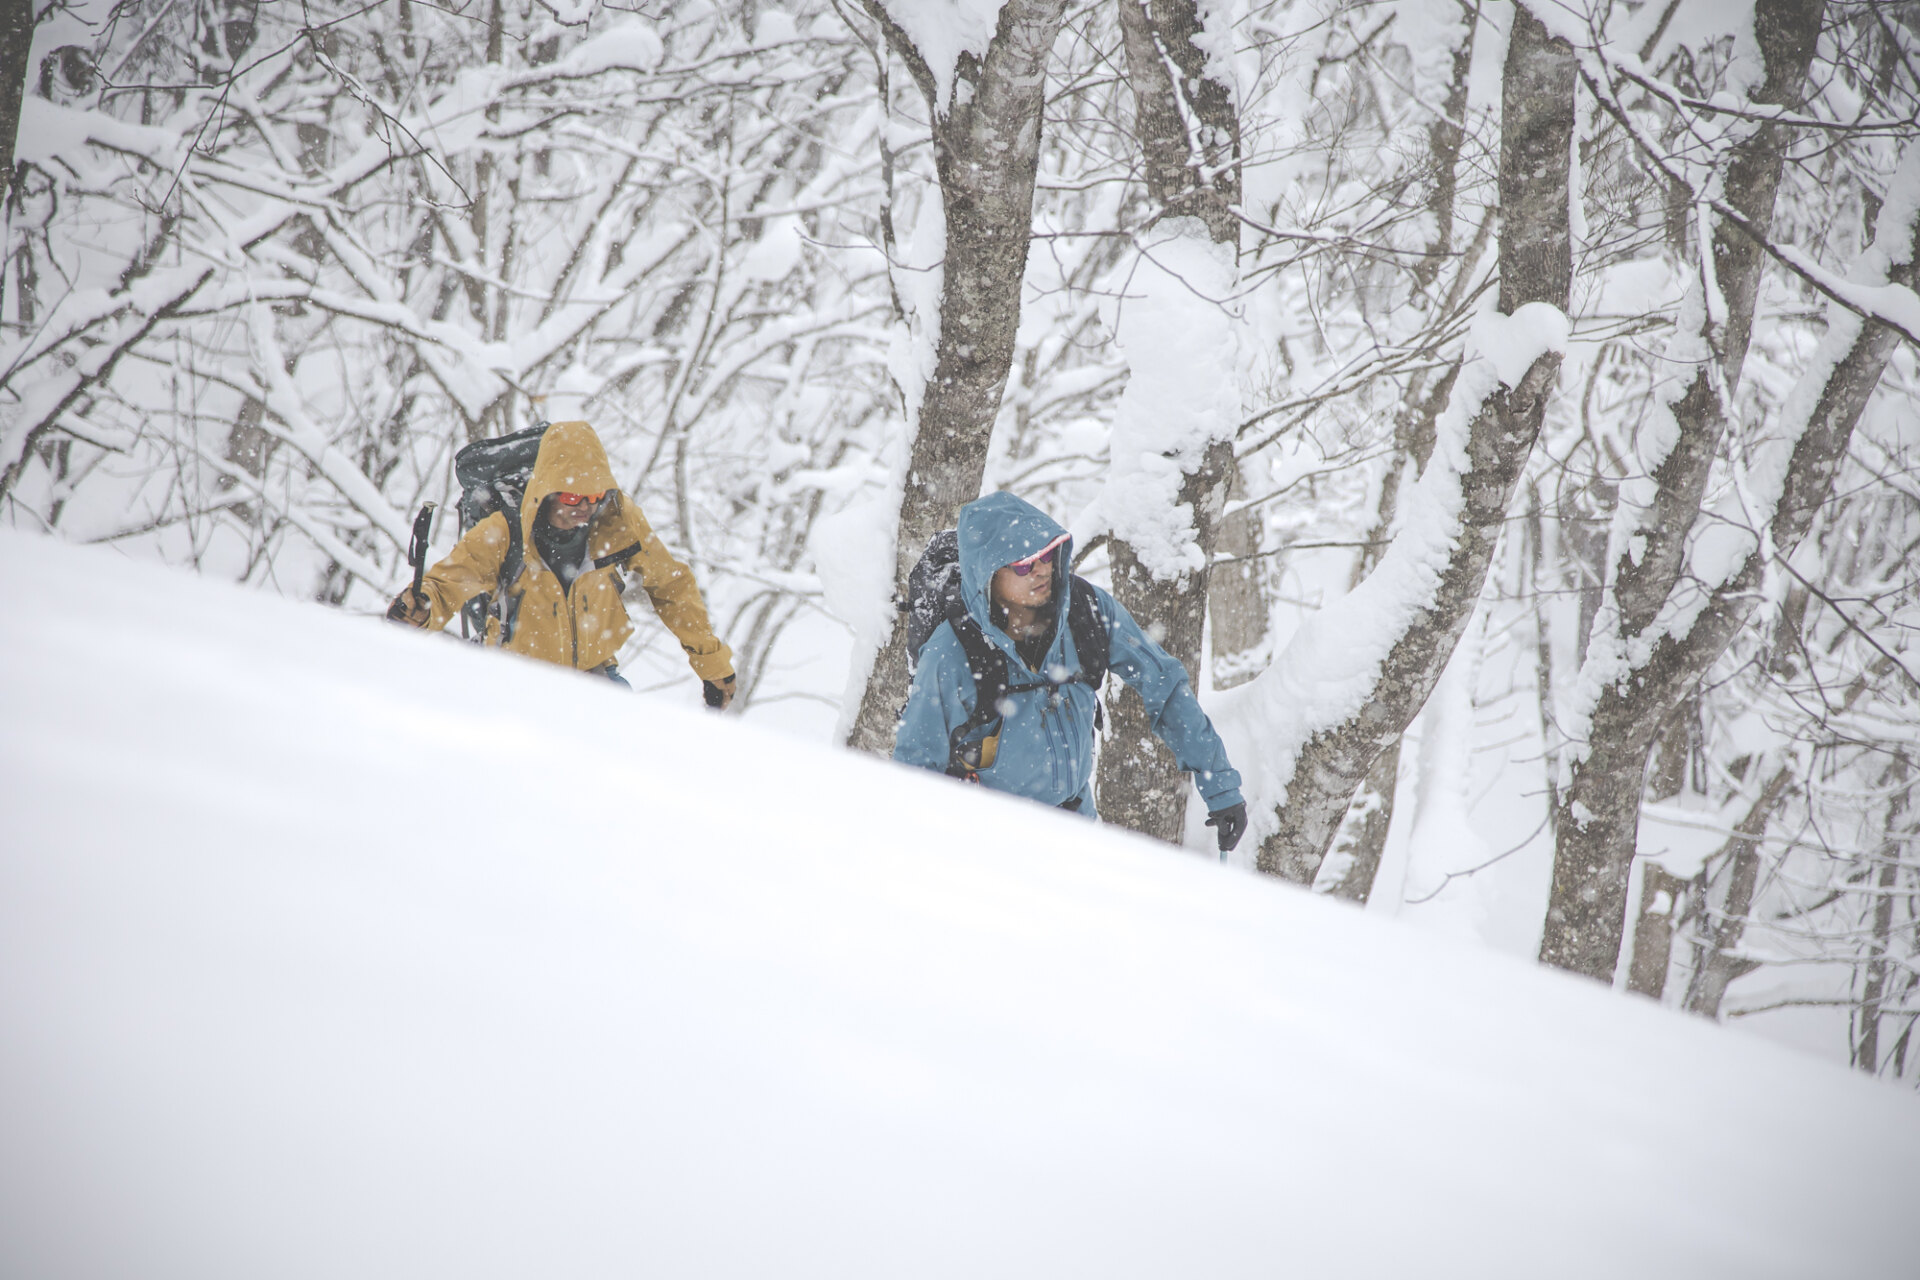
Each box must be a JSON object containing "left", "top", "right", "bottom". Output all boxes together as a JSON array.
[
  {"left": 1318, "top": 0, "right": 1481, "bottom": 903},
  {"left": 1318, "top": 744, "right": 1401, "bottom": 906},
  {"left": 1540, "top": 0, "right": 1834, "bottom": 981},
  {"left": 845, "top": 0, "right": 1072, "bottom": 754},
  {"left": 1251, "top": 9, "right": 1575, "bottom": 885},
  {"left": 1095, "top": 0, "right": 1239, "bottom": 841},
  {"left": 1547, "top": 139, "right": 1920, "bottom": 982}
]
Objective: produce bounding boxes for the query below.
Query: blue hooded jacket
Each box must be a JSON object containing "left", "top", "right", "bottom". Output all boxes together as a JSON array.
[{"left": 893, "top": 491, "right": 1244, "bottom": 817}]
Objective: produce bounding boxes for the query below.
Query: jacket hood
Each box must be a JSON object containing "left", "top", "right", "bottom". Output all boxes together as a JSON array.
[
  {"left": 520, "top": 420, "right": 622, "bottom": 561},
  {"left": 955, "top": 491, "right": 1072, "bottom": 639}
]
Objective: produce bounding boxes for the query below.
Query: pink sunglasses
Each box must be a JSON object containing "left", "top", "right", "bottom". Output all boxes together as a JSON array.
[{"left": 1008, "top": 534, "right": 1070, "bottom": 577}]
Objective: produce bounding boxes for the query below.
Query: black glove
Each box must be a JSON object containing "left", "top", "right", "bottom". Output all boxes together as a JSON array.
[
  {"left": 385, "top": 586, "right": 430, "bottom": 627},
  {"left": 1205, "top": 801, "right": 1247, "bottom": 854},
  {"left": 702, "top": 674, "right": 736, "bottom": 710}
]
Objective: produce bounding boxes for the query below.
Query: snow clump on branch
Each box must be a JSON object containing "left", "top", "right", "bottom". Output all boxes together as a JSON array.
[
  {"left": 1214, "top": 304, "right": 1567, "bottom": 828},
  {"left": 1084, "top": 220, "right": 1241, "bottom": 580},
  {"left": 878, "top": 0, "right": 1010, "bottom": 116}
]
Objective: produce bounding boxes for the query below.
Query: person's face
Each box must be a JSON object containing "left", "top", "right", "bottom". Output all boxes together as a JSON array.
[
  {"left": 991, "top": 553, "right": 1054, "bottom": 611},
  {"left": 544, "top": 494, "right": 599, "bottom": 530}
]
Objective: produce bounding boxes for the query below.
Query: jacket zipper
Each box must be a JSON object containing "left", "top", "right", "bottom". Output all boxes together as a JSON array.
[
  {"left": 1037, "top": 641, "right": 1064, "bottom": 795},
  {"left": 565, "top": 570, "right": 579, "bottom": 667}
]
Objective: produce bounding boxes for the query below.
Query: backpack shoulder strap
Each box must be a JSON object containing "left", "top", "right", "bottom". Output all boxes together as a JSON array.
[
  {"left": 593, "top": 542, "right": 644, "bottom": 571},
  {"left": 948, "top": 611, "right": 1007, "bottom": 731},
  {"left": 1067, "top": 575, "right": 1109, "bottom": 692},
  {"left": 494, "top": 492, "right": 527, "bottom": 645},
  {"left": 943, "top": 610, "right": 1011, "bottom": 777}
]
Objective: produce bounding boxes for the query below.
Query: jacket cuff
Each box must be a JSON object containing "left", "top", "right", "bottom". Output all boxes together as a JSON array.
[
  {"left": 1201, "top": 785, "right": 1243, "bottom": 813},
  {"left": 687, "top": 645, "right": 734, "bottom": 683}
]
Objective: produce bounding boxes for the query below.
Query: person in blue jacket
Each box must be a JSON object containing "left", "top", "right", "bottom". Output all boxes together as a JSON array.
[{"left": 894, "top": 491, "right": 1248, "bottom": 853}]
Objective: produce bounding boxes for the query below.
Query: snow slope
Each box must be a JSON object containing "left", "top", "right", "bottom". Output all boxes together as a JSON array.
[{"left": 1, "top": 529, "right": 1914, "bottom": 1279}]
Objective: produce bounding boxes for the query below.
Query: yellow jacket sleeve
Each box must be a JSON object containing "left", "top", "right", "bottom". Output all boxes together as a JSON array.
[
  {"left": 617, "top": 500, "right": 734, "bottom": 682},
  {"left": 419, "top": 513, "right": 510, "bottom": 632}
]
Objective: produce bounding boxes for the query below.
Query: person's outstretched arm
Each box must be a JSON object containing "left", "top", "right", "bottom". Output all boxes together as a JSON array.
[
  {"left": 615, "top": 497, "right": 734, "bottom": 683},
  {"left": 1093, "top": 583, "right": 1244, "bottom": 813}
]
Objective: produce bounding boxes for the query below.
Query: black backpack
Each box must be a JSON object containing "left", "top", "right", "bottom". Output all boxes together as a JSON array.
[
  {"left": 903, "top": 529, "right": 1110, "bottom": 777},
  {"left": 452, "top": 421, "right": 650, "bottom": 646},
  {"left": 452, "top": 421, "right": 548, "bottom": 643}
]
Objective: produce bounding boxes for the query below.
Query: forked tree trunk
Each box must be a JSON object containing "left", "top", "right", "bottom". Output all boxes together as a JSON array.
[
  {"left": 1548, "top": 236, "right": 1914, "bottom": 982},
  {"left": 1255, "top": 11, "right": 1575, "bottom": 884},
  {"left": 1545, "top": 282, "right": 1905, "bottom": 981},
  {"left": 1096, "top": 0, "right": 1241, "bottom": 842},
  {"left": 1542, "top": 0, "right": 1867, "bottom": 982},
  {"left": 846, "top": 0, "right": 1073, "bottom": 753}
]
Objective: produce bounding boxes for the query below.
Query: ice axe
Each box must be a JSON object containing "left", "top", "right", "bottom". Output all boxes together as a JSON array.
[{"left": 407, "top": 502, "right": 436, "bottom": 599}]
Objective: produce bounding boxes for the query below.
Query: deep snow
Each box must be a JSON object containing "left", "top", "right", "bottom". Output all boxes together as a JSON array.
[{"left": 1, "top": 529, "right": 1915, "bottom": 1279}]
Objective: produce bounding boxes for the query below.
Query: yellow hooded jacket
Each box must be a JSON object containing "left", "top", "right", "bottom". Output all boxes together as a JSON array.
[{"left": 415, "top": 420, "right": 733, "bottom": 680}]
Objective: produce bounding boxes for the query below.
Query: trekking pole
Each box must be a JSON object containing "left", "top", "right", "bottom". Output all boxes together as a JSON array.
[{"left": 408, "top": 502, "right": 436, "bottom": 598}]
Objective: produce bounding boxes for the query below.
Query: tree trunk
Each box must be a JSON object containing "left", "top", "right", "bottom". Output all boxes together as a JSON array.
[
  {"left": 1318, "top": 738, "right": 1402, "bottom": 905},
  {"left": 1112, "top": 0, "right": 1239, "bottom": 245},
  {"left": 1854, "top": 754, "right": 1911, "bottom": 1073},
  {"left": 1643, "top": 695, "right": 1698, "bottom": 803},
  {"left": 1626, "top": 864, "right": 1689, "bottom": 999},
  {"left": 1408, "top": 0, "right": 1478, "bottom": 301},
  {"left": 1096, "top": 0, "right": 1241, "bottom": 842},
  {"left": 1099, "top": 441, "right": 1233, "bottom": 837},
  {"left": 1209, "top": 469, "right": 1268, "bottom": 690},
  {"left": 0, "top": 0, "right": 32, "bottom": 183},
  {"left": 1606, "top": 0, "right": 1823, "bottom": 644},
  {"left": 1679, "top": 767, "right": 1793, "bottom": 1017},
  {"left": 1318, "top": 4, "right": 1479, "bottom": 900},
  {"left": 1540, "top": 0, "right": 1894, "bottom": 984},
  {"left": 846, "top": 0, "right": 1072, "bottom": 754},
  {"left": 1255, "top": 11, "right": 1575, "bottom": 884},
  {"left": 0, "top": 0, "right": 33, "bottom": 330},
  {"left": 1319, "top": 460, "right": 1417, "bottom": 903}
]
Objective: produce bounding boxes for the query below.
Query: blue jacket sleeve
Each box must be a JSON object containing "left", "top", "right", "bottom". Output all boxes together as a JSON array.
[
  {"left": 1095, "top": 585, "right": 1244, "bottom": 811},
  {"left": 892, "top": 625, "right": 975, "bottom": 774}
]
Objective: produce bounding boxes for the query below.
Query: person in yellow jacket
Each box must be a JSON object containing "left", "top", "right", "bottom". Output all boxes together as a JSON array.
[{"left": 386, "top": 420, "right": 735, "bottom": 707}]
